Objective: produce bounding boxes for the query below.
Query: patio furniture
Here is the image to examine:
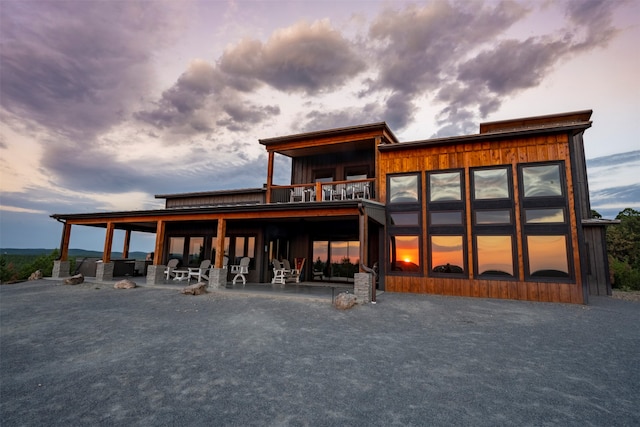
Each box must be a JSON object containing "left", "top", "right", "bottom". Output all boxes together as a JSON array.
[
  {"left": 231, "top": 257, "right": 250, "bottom": 285},
  {"left": 290, "top": 187, "right": 305, "bottom": 202},
  {"left": 188, "top": 259, "right": 211, "bottom": 283},
  {"left": 172, "top": 270, "right": 190, "bottom": 281},
  {"left": 164, "top": 259, "right": 179, "bottom": 280},
  {"left": 271, "top": 259, "right": 289, "bottom": 285},
  {"left": 283, "top": 258, "right": 304, "bottom": 283}
]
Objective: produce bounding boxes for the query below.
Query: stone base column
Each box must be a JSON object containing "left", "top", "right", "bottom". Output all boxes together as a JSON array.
[
  {"left": 354, "top": 272, "right": 372, "bottom": 304},
  {"left": 146, "top": 265, "right": 166, "bottom": 285},
  {"left": 52, "top": 260, "right": 70, "bottom": 278},
  {"left": 96, "top": 262, "right": 114, "bottom": 282},
  {"left": 209, "top": 267, "right": 228, "bottom": 289}
]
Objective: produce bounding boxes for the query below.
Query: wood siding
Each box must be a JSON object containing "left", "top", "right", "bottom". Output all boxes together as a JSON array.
[
  {"left": 166, "top": 192, "right": 265, "bottom": 208},
  {"left": 379, "top": 133, "right": 586, "bottom": 304},
  {"left": 291, "top": 150, "right": 375, "bottom": 184}
]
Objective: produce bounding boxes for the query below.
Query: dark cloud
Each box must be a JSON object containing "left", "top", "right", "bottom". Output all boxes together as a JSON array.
[
  {"left": 0, "top": 0, "right": 186, "bottom": 139},
  {"left": 299, "top": 102, "right": 384, "bottom": 132},
  {"left": 135, "top": 60, "right": 219, "bottom": 131},
  {"left": 220, "top": 20, "right": 366, "bottom": 94},
  {"left": 367, "top": 0, "right": 528, "bottom": 131}
]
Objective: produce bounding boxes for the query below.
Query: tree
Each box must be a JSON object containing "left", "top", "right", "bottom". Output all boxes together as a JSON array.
[{"left": 607, "top": 208, "right": 640, "bottom": 290}]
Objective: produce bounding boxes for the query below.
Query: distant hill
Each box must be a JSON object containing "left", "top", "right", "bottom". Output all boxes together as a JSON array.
[{"left": 0, "top": 248, "right": 149, "bottom": 260}]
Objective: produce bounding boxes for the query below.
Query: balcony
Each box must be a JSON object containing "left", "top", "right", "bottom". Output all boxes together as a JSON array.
[{"left": 269, "top": 179, "right": 375, "bottom": 203}]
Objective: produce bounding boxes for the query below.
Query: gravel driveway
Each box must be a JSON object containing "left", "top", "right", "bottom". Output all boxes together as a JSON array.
[{"left": 1, "top": 280, "right": 638, "bottom": 426}]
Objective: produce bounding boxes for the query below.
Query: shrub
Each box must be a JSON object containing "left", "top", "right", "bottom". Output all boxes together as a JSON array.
[{"left": 610, "top": 256, "right": 640, "bottom": 291}]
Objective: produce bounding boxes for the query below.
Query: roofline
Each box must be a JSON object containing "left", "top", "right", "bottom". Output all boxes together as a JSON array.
[
  {"left": 479, "top": 109, "right": 593, "bottom": 133},
  {"left": 155, "top": 187, "right": 265, "bottom": 200},
  {"left": 259, "top": 122, "right": 399, "bottom": 145},
  {"left": 378, "top": 122, "right": 592, "bottom": 152},
  {"left": 51, "top": 199, "right": 366, "bottom": 221}
]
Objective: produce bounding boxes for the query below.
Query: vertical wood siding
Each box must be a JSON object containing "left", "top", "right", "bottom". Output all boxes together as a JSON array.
[{"left": 379, "top": 133, "right": 585, "bottom": 304}]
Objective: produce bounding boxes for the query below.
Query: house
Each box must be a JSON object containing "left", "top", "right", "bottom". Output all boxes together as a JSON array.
[{"left": 51, "top": 109, "right": 613, "bottom": 304}]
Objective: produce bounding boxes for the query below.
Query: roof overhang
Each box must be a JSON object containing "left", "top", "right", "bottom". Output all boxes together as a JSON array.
[
  {"left": 379, "top": 122, "right": 592, "bottom": 153},
  {"left": 259, "top": 122, "right": 399, "bottom": 158},
  {"left": 51, "top": 200, "right": 372, "bottom": 230}
]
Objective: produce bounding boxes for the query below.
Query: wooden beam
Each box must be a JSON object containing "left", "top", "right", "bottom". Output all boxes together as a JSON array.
[
  {"left": 215, "top": 219, "right": 227, "bottom": 268},
  {"left": 60, "top": 222, "right": 71, "bottom": 262},
  {"left": 123, "top": 229, "right": 131, "bottom": 259},
  {"left": 103, "top": 222, "right": 114, "bottom": 263},
  {"left": 266, "top": 151, "right": 274, "bottom": 203},
  {"left": 153, "top": 220, "right": 165, "bottom": 265}
]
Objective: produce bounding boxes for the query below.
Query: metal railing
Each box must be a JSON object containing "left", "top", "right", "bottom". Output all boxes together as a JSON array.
[{"left": 270, "top": 179, "right": 375, "bottom": 203}]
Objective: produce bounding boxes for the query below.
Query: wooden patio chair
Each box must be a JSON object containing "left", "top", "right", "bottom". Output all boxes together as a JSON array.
[
  {"left": 188, "top": 259, "right": 211, "bottom": 283},
  {"left": 164, "top": 258, "right": 179, "bottom": 280}
]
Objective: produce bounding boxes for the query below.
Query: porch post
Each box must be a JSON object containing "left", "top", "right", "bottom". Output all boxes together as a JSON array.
[
  {"left": 147, "top": 220, "right": 166, "bottom": 285},
  {"left": 52, "top": 222, "right": 71, "bottom": 278},
  {"left": 209, "top": 218, "right": 228, "bottom": 289},
  {"left": 122, "top": 229, "right": 131, "bottom": 259},
  {"left": 96, "top": 221, "right": 115, "bottom": 281},
  {"left": 266, "top": 151, "right": 274, "bottom": 203}
]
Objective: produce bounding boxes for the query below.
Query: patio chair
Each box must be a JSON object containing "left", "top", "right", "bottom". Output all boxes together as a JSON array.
[
  {"left": 188, "top": 259, "right": 211, "bottom": 283},
  {"left": 290, "top": 187, "right": 305, "bottom": 202},
  {"left": 271, "top": 259, "right": 289, "bottom": 285},
  {"left": 231, "top": 257, "right": 250, "bottom": 285},
  {"left": 282, "top": 259, "right": 302, "bottom": 283},
  {"left": 164, "top": 259, "right": 179, "bottom": 280}
]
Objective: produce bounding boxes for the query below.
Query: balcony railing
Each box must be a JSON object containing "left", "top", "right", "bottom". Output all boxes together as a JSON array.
[{"left": 270, "top": 179, "right": 375, "bottom": 203}]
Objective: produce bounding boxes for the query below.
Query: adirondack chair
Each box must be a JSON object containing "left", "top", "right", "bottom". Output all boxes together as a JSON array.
[
  {"left": 231, "top": 257, "right": 250, "bottom": 285},
  {"left": 164, "top": 259, "right": 179, "bottom": 280},
  {"left": 282, "top": 259, "right": 302, "bottom": 283},
  {"left": 188, "top": 259, "right": 211, "bottom": 283},
  {"left": 271, "top": 259, "right": 289, "bottom": 285}
]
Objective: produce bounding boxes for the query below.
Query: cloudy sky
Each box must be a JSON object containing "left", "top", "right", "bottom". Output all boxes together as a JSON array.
[{"left": 1, "top": 0, "right": 638, "bottom": 252}]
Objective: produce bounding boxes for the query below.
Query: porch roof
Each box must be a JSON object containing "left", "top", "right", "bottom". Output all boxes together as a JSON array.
[{"left": 50, "top": 199, "right": 384, "bottom": 231}]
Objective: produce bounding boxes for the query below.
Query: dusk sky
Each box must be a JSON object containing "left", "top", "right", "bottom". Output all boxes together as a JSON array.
[{"left": 1, "top": 0, "right": 639, "bottom": 252}]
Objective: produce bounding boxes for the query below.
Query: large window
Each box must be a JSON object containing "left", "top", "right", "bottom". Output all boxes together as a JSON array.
[
  {"left": 387, "top": 173, "right": 422, "bottom": 273},
  {"left": 389, "top": 174, "right": 419, "bottom": 204},
  {"left": 312, "top": 240, "right": 360, "bottom": 281},
  {"left": 519, "top": 162, "right": 572, "bottom": 280},
  {"left": 168, "top": 237, "right": 185, "bottom": 264},
  {"left": 471, "top": 166, "right": 516, "bottom": 279},
  {"left": 427, "top": 170, "right": 465, "bottom": 276},
  {"left": 188, "top": 237, "right": 205, "bottom": 265}
]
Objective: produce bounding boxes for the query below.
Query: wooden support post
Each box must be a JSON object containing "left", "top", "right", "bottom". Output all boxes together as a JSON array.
[
  {"left": 123, "top": 229, "right": 131, "bottom": 259},
  {"left": 215, "top": 219, "right": 227, "bottom": 268},
  {"left": 153, "top": 220, "right": 165, "bottom": 265},
  {"left": 266, "top": 151, "right": 274, "bottom": 203},
  {"left": 103, "top": 222, "right": 114, "bottom": 263},
  {"left": 60, "top": 222, "right": 71, "bottom": 262},
  {"left": 359, "top": 210, "right": 368, "bottom": 272}
]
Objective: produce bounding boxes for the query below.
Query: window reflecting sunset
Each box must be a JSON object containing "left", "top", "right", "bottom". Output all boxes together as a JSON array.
[
  {"left": 476, "top": 235, "right": 514, "bottom": 276},
  {"left": 390, "top": 235, "right": 420, "bottom": 271},
  {"left": 526, "top": 235, "right": 569, "bottom": 277},
  {"left": 430, "top": 235, "right": 464, "bottom": 273}
]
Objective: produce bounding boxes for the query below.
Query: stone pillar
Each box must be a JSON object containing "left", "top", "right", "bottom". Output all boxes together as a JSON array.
[
  {"left": 209, "top": 267, "right": 228, "bottom": 289},
  {"left": 52, "top": 260, "right": 70, "bottom": 278},
  {"left": 146, "top": 265, "right": 166, "bottom": 285},
  {"left": 354, "top": 272, "right": 372, "bottom": 304},
  {"left": 96, "top": 262, "right": 114, "bottom": 282}
]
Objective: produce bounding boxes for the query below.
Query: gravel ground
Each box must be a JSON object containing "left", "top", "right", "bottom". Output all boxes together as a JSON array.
[{"left": 1, "top": 280, "right": 639, "bottom": 426}]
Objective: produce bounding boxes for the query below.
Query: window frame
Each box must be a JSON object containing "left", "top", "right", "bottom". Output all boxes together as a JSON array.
[
  {"left": 518, "top": 162, "right": 573, "bottom": 282},
  {"left": 427, "top": 169, "right": 467, "bottom": 278},
  {"left": 470, "top": 165, "right": 517, "bottom": 280},
  {"left": 386, "top": 172, "right": 423, "bottom": 276}
]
